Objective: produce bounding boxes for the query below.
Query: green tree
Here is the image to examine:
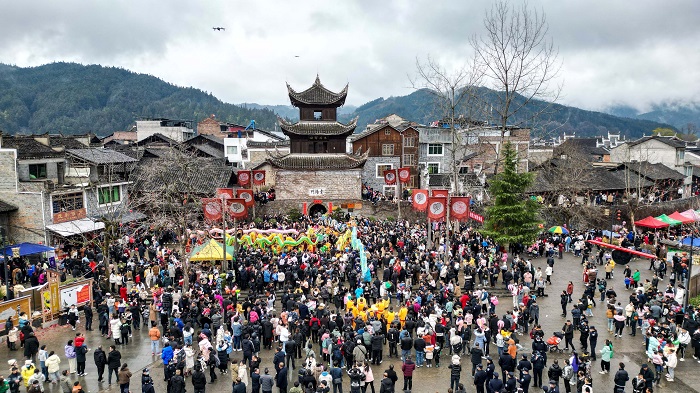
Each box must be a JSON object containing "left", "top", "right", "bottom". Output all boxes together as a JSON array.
[
  {"left": 483, "top": 142, "right": 540, "bottom": 246},
  {"left": 651, "top": 127, "right": 676, "bottom": 136}
]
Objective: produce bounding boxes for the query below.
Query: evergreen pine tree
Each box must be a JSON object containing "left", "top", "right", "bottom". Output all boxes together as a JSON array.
[{"left": 482, "top": 142, "right": 540, "bottom": 247}]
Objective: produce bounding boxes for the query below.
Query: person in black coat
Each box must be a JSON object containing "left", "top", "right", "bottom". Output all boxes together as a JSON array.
[
  {"left": 84, "top": 305, "right": 94, "bottom": 331},
  {"left": 94, "top": 345, "right": 107, "bottom": 382},
  {"left": 274, "top": 347, "right": 286, "bottom": 373},
  {"left": 488, "top": 373, "right": 503, "bottom": 393},
  {"left": 24, "top": 332, "right": 40, "bottom": 362},
  {"left": 531, "top": 351, "right": 546, "bottom": 388},
  {"left": 107, "top": 345, "right": 122, "bottom": 385},
  {"left": 276, "top": 364, "right": 288, "bottom": 393},
  {"left": 169, "top": 369, "right": 186, "bottom": 393},
  {"left": 613, "top": 363, "right": 628, "bottom": 393},
  {"left": 504, "top": 372, "right": 517, "bottom": 393},
  {"left": 639, "top": 364, "right": 654, "bottom": 390},
  {"left": 448, "top": 358, "right": 461, "bottom": 392},
  {"left": 498, "top": 352, "right": 515, "bottom": 381},
  {"left": 251, "top": 368, "right": 261, "bottom": 393},
  {"left": 473, "top": 364, "right": 487, "bottom": 393},
  {"left": 379, "top": 374, "right": 393, "bottom": 393},
  {"left": 233, "top": 378, "right": 246, "bottom": 393},
  {"left": 242, "top": 335, "right": 255, "bottom": 366},
  {"left": 470, "top": 343, "right": 484, "bottom": 376},
  {"left": 516, "top": 354, "right": 531, "bottom": 378},
  {"left": 519, "top": 369, "right": 532, "bottom": 393},
  {"left": 191, "top": 367, "right": 207, "bottom": 393}
]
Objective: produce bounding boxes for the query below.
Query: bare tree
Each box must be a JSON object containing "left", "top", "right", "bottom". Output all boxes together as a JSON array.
[{"left": 470, "top": 0, "right": 562, "bottom": 173}]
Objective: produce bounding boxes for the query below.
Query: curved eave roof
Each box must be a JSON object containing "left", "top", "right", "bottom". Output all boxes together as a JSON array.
[
  {"left": 286, "top": 76, "right": 348, "bottom": 107},
  {"left": 278, "top": 117, "right": 358, "bottom": 136},
  {"left": 265, "top": 151, "right": 368, "bottom": 170}
]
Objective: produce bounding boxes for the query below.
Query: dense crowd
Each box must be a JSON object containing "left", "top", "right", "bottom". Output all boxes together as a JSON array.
[{"left": 1, "top": 216, "right": 699, "bottom": 393}]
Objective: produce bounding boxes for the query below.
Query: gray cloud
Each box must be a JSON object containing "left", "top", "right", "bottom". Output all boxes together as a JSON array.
[{"left": 0, "top": 0, "right": 698, "bottom": 112}]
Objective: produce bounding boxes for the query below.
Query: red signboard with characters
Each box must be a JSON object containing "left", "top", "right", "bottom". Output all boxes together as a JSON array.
[
  {"left": 431, "top": 189, "right": 449, "bottom": 198},
  {"left": 398, "top": 167, "right": 411, "bottom": 184},
  {"left": 450, "top": 197, "right": 471, "bottom": 221},
  {"left": 215, "top": 188, "right": 234, "bottom": 199},
  {"left": 53, "top": 208, "right": 87, "bottom": 224},
  {"left": 412, "top": 189, "right": 428, "bottom": 211},
  {"left": 237, "top": 171, "right": 251, "bottom": 186},
  {"left": 252, "top": 170, "right": 266, "bottom": 185},
  {"left": 384, "top": 169, "right": 397, "bottom": 185},
  {"left": 202, "top": 198, "right": 222, "bottom": 221},
  {"left": 226, "top": 198, "right": 248, "bottom": 219},
  {"left": 236, "top": 189, "right": 255, "bottom": 207},
  {"left": 427, "top": 196, "right": 447, "bottom": 221}
]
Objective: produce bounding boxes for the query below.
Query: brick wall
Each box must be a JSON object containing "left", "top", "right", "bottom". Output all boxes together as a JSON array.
[
  {"left": 198, "top": 117, "right": 224, "bottom": 139},
  {"left": 362, "top": 157, "right": 400, "bottom": 191},
  {"left": 276, "top": 169, "right": 362, "bottom": 200}
]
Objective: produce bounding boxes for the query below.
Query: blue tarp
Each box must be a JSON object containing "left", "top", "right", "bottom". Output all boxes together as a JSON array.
[
  {"left": 0, "top": 242, "right": 54, "bottom": 257},
  {"left": 681, "top": 237, "right": 700, "bottom": 247}
]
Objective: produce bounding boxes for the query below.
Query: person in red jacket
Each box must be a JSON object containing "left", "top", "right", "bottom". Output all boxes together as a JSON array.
[{"left": 401, "top": 356, "right": 416, "bottom": 391}]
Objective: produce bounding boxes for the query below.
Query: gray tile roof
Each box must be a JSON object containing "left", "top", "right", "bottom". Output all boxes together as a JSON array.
[
  {"left": 66, "top": 148, "right": 138, "bottom": 164},
  {"left": 287, "top": 75, "right": 348, "bottom": 107},
  {"left": 2, "top": 136, "right": 62, "bottom": 159},
  {"left": 278, "top": 117, "right": 358, "bottom": 136},
  {"left": 0, "top": 199, "right": 18, "bottom": 213},
  {"left": 618, "top": 162, "right": 685, "bottom": 181},
  {"left": 265, "top": 152, "right": 368, "bottom": 170},
  {"left": 628, "top": 135, "right": 686, "bottom": 149}
]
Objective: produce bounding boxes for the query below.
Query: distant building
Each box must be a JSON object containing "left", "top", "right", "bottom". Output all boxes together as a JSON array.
[{"left": 135, "top": 118, "right": 195, "bottom": 142}]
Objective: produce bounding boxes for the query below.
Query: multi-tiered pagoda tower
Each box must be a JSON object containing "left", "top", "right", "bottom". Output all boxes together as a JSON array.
[{"left": 262, "top": 76, "right": 368, "bottom": 211}]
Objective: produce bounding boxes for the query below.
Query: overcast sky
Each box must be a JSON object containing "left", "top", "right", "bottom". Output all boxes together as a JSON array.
[{"left": 1, "top": 0, "right": 699, "bottom": 113}]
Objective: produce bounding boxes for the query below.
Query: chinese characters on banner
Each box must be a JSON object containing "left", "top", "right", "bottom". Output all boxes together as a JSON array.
[
  {"left": 431, "top": 189, "right": 449, "bottom": 198},
  {"left": 383, "top": 169, "right": 397, "bottom": 185},
  {"left": 237, "top": 171, "right": 251, "bottom": 186},
  {"left": 236, "top": 189, "right": 255, "bottom": 207},
  {"left": 215, "top": 188, "right": 234, "bottom": 199},
  {"left": 427, "top": 196, "right": 447, "bottom": 221},
  {"left": 397, "top": 167, "right": 411, "bottom": 184},
  {"left": 202, "top": 198, "right": 223, "bottom": 221},
  {"left": 411, "top": 189, "right": 428, "bottom": 211},
  {"left": 450, "top": 197, "right": 471, "bottom": 221},
  {"left": 252, "top": 170, "right": 266, "bottom": 185},
  {"left": 226, "top": 198, "right": 248, "bottom": 219}
]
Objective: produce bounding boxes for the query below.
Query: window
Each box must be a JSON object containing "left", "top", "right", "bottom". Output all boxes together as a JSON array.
[
  {"left": 314, "top": 111, "right": 322, "bottom": 120},
  {"left": 98, "top": 185, "right": 121, "bottom": 205},
  {"left": 384, "top": 129, "right": 392, "bottom": 135},
  {"left": 678, "top": 150, "right": 685, "bottom": 161},
  {"left": 382, "top": 144, "right": 395, "bottom": 156},
  {"left": 403, "top": 154, "right": 416, "bottom": 166},
  {"left": 428, "top": 143, "right": 443, "bottom": 155},
  {"left": 427, "top": 163, "right": 439, "bottom": 174},
  {"left": 403, "top": 137, "right": 415, "bottom": 147},
  {"left": 28, "top": 164, "right": 47, "bottom": 180},
  {"left": 227, "top": 146, "right": 238, "bottom": 155},
  {"left": 376, "top": 164, "right": 393, "bottom": 178},
  {"left": 52, "top": 192, "right": 84, "bottom": 214}
]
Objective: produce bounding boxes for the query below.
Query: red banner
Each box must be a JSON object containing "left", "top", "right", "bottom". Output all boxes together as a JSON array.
[
  {"left": 202, "top": 198, "right": 223, "bottom": 221},
  {"left": 427, "top": 197, "right": 447, "bottom": 221},
  {"left": 431, "top": 189, "right": 449, "bottom": 198},
  {"left": 237, "top": 171, "right": 251, "bottom": 186},
  {"left": 216, "top": 188, "right": 234, "bottom": 200},
  {"left": 252, "top": 170, "right": 266, "bottom": 185},
  {"left": 226, "top": 198, "right": 248, "bottom": 219},
  {"left": 236, "top": 189, "right": 255, "bottom": 207},
  {"left": 412, "top": 189, "right": 428, "bottom": 211},
  {"left": 398, "top": 167, "right": 411, "bottom": 184},
  {"left": 469, "top": 211, "right": 485, "bottom": 223},
  {"left": 450, "top": 197, "right": 471, "bottom": 221},
  {"left": 384, "top": 169, "right": 397, "bottom": 185}
]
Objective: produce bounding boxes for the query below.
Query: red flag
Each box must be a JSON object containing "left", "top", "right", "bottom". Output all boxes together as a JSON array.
[
  {"left": 450, "top": 197, "right": 471, "bottom": 221},
  {"left": 226, "top": 198, "right": 248, "bottom": 219},
  {"left": 236, "top": 189, "right": 255, "bottom": 207},
  {"left": 427, "top": 197, "right": 447, "bottom": 221},
  {"left": 216, "top": 188, "right": 234, "bottom": 200},
  {"left": 237, "top": 171, "right": 251, "bottom": 186},
  {"left": 431, "top": 189, "right": 449, "bottom": 198},
  {"left": 398, "top": 167, "right": 411, "bottom": 184},
  {"left": 469, "top": 211, "right": 485, "bottom": 223},
  {"left": 384, "top": 169, "right": 397, "bottom": 185},
  {"left": 412, "top": 189, "right": 428, "bottom": 211},
  {"left": 252, "top": 170, "right": 266, "bottom": 185},
  {"left": 202, "top": 198, "right": 223, "bottom": 221}
]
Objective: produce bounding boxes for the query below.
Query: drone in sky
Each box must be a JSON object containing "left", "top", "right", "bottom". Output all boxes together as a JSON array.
[{"left": 213, "top": 27, "right": 225, "bottom": 31}]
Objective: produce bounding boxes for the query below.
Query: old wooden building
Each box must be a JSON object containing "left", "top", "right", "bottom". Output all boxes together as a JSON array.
[{"left": 255, "top": 76, "right": 368, "bottom": 213}]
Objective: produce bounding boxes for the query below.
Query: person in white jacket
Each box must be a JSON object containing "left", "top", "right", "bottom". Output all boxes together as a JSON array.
[
  {"left": 664, "top": 346, "right": 678, "bottom": 382},
  {"left": 109, "top": 316, "right": 122, "bottom": 345}
]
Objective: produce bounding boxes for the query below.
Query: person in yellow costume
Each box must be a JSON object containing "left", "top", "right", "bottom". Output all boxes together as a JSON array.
[
  {"left": 398, "top": 306, "right": 408, "bottom": 328},
  {"left": 346, "top": 297, "right": 355, "bottom": 312},
  {"left": 349, "top": 306, "right": 359, "bottom": 318},
  {"left": 359, "top": 309, "right": 369, "bottom": 322},
  {"left": 386, "top": 308, "right": 396, "bottom": 326},
  {"left": 356, "top": 296, "right": 367, "bottom": 312}
]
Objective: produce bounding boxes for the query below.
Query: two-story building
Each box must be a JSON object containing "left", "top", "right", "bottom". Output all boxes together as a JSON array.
[
  {"left": 135, "top": 118, "right": 195, "bottom": 142},
  {"left": 350, "top": 116, "right": 420, "bottom": 195},
  {"left": 609, "top": 135, "right": 693, "bottom": 196}
]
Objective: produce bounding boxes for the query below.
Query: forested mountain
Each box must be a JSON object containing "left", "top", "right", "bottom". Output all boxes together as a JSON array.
[
  {"left": 338, "top": 87, "right": 675, "bottom": 139},
  {"left": 241, "top": 103, "right": 357, "bottom": 121},
  {"left": 606, "top": 102, "right": 700, "bottom": 132},
  {"left": 0, "top": 62, "right": 279, "bottom": 136}
]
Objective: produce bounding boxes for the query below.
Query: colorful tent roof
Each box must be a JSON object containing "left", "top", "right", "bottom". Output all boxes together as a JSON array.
[
  {"left": 668, "top": 211, "right": 694, "bottom": 224},
  {"left": 188, "top": 239, "right": 235, "bottom": 261},
  {"left": 634, "top": 216, "right": 669, "bottom": 229},
  {"left": 681, "top": 209, "right": 700, "bottom": 222},
  {"left": 656, "top": 214, "right": 681, "bottom": 226}
]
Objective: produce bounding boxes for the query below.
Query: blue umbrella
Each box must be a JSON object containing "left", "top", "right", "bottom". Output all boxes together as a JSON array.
[{"left": 681, "top": 237, "right": 700, "bottom": 247}]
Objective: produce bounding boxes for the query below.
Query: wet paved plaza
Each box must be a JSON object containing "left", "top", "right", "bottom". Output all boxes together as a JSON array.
[{"left": 2, "top": 251, "right": 699, "bottom": 393}]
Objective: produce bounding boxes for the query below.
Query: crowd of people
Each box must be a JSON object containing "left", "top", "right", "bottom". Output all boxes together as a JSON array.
[{"left": 0, "top": 215, "right": 699, "bottom": 393}]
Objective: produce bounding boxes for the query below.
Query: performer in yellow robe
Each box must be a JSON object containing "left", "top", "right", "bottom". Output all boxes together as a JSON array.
[{"left": 398, "top": 306, "right": 408, "bottom": 328}]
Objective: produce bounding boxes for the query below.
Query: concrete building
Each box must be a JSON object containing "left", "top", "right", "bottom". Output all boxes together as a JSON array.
[{"left": 135, "top": 118, "right": 195, "bottom": 142}]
